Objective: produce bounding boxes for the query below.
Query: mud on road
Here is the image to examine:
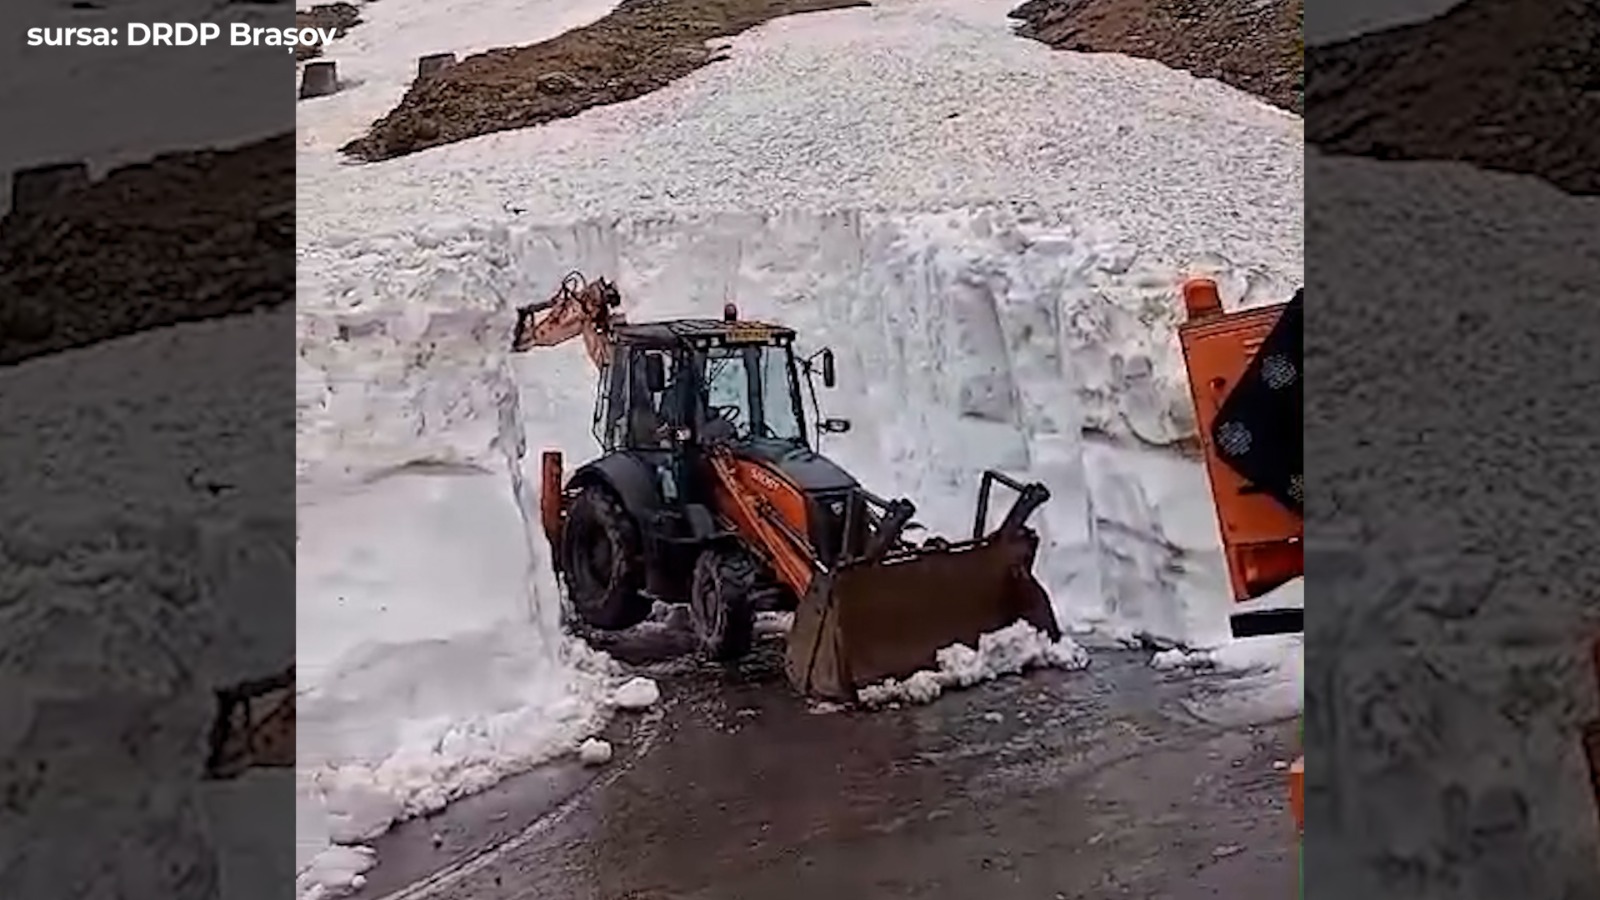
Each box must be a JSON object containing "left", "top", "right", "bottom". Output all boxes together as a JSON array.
[
  {"left": 353, "top": 630, "right": 1300, "bottom": 900},
  {"left": 341, "top": 0, "right": 867, "bottom": 162}
]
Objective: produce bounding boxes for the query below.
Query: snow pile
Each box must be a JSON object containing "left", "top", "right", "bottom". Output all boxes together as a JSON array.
[
  {"left": 858, "top": 621, "right": 1091, "bottom": 707},
  {"left": 1150, "top": 579, "right": 1303, "bottom": 722},
  {"left": 0, "top": 313, "right": 296, "bottom": 899}
]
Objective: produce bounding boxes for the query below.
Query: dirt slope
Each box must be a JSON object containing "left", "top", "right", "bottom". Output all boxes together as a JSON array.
[
  {"left": 1010, "top": 0, "right": 1303, "bottom": 114},
  {"left": 0, "top": 136, "right": 294, "bottom": 366},
  {"left": 1306, "top": 0, "right": 1600, "bottom": 195},
  {"left": 342, "top": 0, "right": 867, "bottom": 162}
]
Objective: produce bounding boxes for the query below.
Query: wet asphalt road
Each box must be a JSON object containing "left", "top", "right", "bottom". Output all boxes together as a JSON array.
[{"left": 353, "top": 630, "right": 1299, "bottom": 900}]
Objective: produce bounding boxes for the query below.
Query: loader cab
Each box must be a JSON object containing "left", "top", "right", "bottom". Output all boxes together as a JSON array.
[
  {"left": 594, "top": 341, "right": 683, "bottom": 453},
  {"left": 595, "top": 319, "right": 819, "bottom": 457},
  {"left": 694, "top": 334, "right": 809, "bottom": 447}
]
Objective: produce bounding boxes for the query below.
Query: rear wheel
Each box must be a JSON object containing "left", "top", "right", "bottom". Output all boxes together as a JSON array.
[
  {"left": 689, "top": 547, "right": 756, "bottom": 661},
  {"left": 560, "top": 486, "right": 651, "bottom": 631}
]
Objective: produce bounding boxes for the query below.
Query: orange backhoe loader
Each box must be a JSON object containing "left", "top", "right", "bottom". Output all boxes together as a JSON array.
[{"left": 512, "top": 273, "right": 1061, "bottom": 702}]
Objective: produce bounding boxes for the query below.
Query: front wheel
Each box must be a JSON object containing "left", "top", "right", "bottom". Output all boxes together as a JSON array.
[
  {"left": 689, "top": 546, "right": 756, "bottom": 662},
  {"left": 559, "top": 486, "right": 651, "bottom": 631}
]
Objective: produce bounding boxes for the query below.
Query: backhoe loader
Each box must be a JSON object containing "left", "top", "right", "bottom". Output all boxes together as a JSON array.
[{"left": 511, "top": 273, "right": 1061, "bottom": 702}]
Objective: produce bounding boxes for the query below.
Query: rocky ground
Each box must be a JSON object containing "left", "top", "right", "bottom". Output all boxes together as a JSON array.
[
  {"left": 344, "top": 633, "right": 1300, "bottom": 900},
  {"left": 0, "top": 136, "right": 293, "bottom": 367},
  {"left": 340, "top": 0, "right": 868, "bottom": 161},
  {"left": 297, "top": 3, "right": 363, "bottom": 62},
  {"left": 1306, "top": 0, "right": 1600, "bottom": 196},
  {"left": 1009, "top": 0, "right": 1303, "bottom": 114}
]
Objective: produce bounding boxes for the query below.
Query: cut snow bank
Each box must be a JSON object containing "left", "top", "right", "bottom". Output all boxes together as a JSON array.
[
  {"left": 858, "top": 621, "right": 1091, "bottom": 707},
  {"left": 294, "top": 298, "right": 626, "bottom": 893},
  {"left": 0, "top": 312, "right": 295, "bottom": 899},
  {"left": 302, "top": 206, "right": 1301, "bottom": 650}
]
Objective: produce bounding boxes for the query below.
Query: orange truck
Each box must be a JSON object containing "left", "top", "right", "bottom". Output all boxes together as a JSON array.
[
  {"left": 1176, "top": 278, "right": 1303, "bottom": 832},
  {"left": 1180, "top": 279, "right": 1600, "bottom": 860}
]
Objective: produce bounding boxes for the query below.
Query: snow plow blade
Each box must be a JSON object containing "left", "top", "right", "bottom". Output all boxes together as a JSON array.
[{"left": 785, "top": 472, "right": 1061, "bottom": 702}]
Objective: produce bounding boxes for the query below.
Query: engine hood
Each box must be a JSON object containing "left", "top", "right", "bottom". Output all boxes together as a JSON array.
[{"left": 734, "top": 439, "right": 858, "bottom": 495}]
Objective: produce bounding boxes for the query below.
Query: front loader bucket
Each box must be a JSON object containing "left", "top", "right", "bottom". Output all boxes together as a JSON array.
[{"left": 785, "top": 473, "right": 1061, "bottom": 701}]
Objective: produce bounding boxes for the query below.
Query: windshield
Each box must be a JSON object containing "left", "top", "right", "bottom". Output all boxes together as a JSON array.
[{"left": 701, "top": 344, "right": 805, "bottom": 442}]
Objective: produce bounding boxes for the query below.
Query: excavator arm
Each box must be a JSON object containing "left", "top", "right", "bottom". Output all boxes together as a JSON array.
[{"left": 510, "top": 271, "right": 626, "bottom": 367}]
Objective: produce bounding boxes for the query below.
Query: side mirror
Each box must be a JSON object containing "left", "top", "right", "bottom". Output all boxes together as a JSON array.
[
  {"left": 642, "top": 353, "right": 666, "bottom": 393},
  {"left": 821, "top": 417, "right": 851, "bottom": 434},
  {"left": 820, "top": 348, "right": 836, "bottom": 388}
]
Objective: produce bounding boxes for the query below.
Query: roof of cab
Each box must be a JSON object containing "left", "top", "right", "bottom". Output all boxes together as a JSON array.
[{"left": 613, "top": 319, "right": 796, "bottom": 346}]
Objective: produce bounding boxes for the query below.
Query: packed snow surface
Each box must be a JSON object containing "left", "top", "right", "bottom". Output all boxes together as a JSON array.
[
  {"left": 857, "top": 621, "right": 1091, "bottom": 707},
  {"left": 296, "top": 844, "right": 376, "bottom": 900}
]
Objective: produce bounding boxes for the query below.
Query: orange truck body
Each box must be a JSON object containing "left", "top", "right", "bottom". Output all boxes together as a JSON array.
[
  {"left": 1176, "top": 278, "right": 1303, "bottom": 602},
  {"left": 1175, "top": 277, "right": 1304, "bottom": 842}
]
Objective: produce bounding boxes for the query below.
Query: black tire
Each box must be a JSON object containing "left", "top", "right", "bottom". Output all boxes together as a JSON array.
[
  {"left": 559, "top": 486, "right": 650, "bottom": 631},
  {"left": 689, "top": 547, "right": 756, "bottom": 662}
]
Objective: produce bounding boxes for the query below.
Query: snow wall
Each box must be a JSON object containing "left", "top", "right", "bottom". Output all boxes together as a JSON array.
[
  {"left": 0, "top": 312, "right": 297, "bottom": 900},
  {"left": 294, "top": 204, "right": 1303, "bottom": 879}
]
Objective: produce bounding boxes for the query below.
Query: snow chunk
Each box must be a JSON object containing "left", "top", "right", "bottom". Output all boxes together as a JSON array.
[
  {"left": 612, "top": 676, "right": 661, "bottom": 711},
  {"left": 577, "top": 738, "right": 614, "bottom": 766},
  {"left": 857, "top": 621, "right": 1090, "bottom": 708},
  {"left": 754, "top": 611, "right": 794, "bottom": 636},
  {"left": 1151, "top": 647, "right": 1213, "bottom": 671},
  {"left": 296, "top": 845, "right": 376, "bottom": 900}
]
